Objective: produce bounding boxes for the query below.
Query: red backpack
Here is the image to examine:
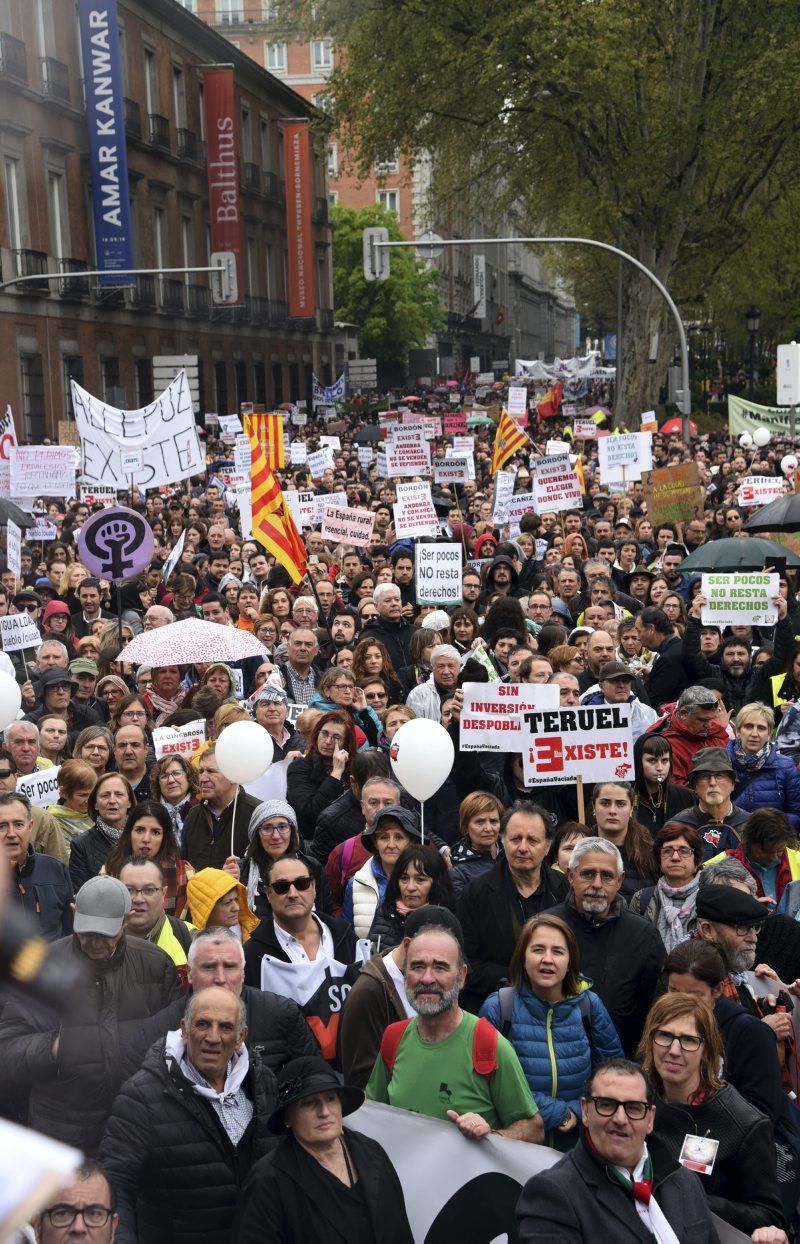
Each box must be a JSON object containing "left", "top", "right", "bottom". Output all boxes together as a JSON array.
[{"left": 379, "top": 1016, "right": 500, "bottom": 1079}]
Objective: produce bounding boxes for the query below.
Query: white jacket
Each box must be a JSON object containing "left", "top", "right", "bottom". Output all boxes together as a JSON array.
[
  {"left": 350, "top": 857, "right": 381, "bottom": 939},
  {"left": 579, "top": 684, "right": 658, "bottom": 743},
  {"left": 405, "top": 675, "right": 443, "bottom": 722}
]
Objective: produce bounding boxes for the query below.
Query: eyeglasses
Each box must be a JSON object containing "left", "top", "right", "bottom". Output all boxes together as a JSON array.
[
  {"left": 120, "top": 710, "right": 146, "bottom": 720},
  {"left": 161, "top": 768, "right": 185, "bottom": 780},
  {"left": 268, "top": 875, "right": 313, "bottom": 895},
  {"left": 124, "top": 884, "right": 163, "bottom": 899},
  {"left": 260, "top": 821, "right": 292, "bottom": 836},
  {"left": 589, "top": 1096, "right": 651, "bottom": 1120},
  {"left": 732, "top": 921, "right": 765, "bottom": 937},
  {"left": 660, "top": 845, "right": 694, "bottom": 858},
  {"left": 332, "top": 682, "right": 353, "bottom": 692},
  {"left": 43, "top": 1204, "right": 113, "bottom": 1228},
  {"left": 652, "top": 1028, "right": 703, "bottom": 1052}
]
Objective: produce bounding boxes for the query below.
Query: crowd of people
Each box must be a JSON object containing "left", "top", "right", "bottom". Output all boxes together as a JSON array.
[{"left": 3, "top": 396, "right": 800, "bottom": 1242}]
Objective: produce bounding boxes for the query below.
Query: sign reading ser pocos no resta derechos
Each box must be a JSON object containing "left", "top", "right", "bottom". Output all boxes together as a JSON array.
[{"left": 415, "top": 544, "right": 462, "bottom": 606}]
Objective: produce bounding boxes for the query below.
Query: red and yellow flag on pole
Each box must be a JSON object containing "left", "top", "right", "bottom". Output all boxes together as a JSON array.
[
  {"left": 247, "top": 428, "right": 306, "bottom": 584},
  {"left": 491, "top": 409, "right": 528, "bottom": 474},
  {"left": 244, "top": 413, "right": 285, "bottom": 470}
]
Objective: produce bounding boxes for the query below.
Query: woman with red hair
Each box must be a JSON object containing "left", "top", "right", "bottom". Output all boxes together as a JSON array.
[{"left": 286, "top": 710, "right": 358, "bottom": 840}]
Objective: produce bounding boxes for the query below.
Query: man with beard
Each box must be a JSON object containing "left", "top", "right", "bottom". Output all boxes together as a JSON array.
[
  {"left": 670, "top": 748, "right": 750, "bottom": 859},
  {"left": 683, "top": 589, "right": 787, "bottom": 714},
  {"left": 366, "top": 911, "right": 543, "bottom": 1142}
]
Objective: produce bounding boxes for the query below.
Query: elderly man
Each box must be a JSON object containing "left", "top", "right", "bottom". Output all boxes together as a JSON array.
[
  {"left": 517, "top": 1059, "right": 718, "bottom": 1242},
  {"left": 33, "top": 1162, "right": 118, "bottom": 1244},
  {"left": 545, "top": 838, "right": 665, "bottom": 1054},
  {"left": 290, "top": 595, "right": 320, "bottom": 630},
  {"left": 579, "top": 660, "right": 657, "bottom": 742},
  {"left": 670, "top": 747, "right": 749, "bottom": 858},
  {"left": 3, "top": 790, "right": 72, "bottom": 941},
  {"left": 69, "top": 657, "right": 100, "bottom": 705},
  {"left": 103, "top": 987, "right": 277, "bottom": 1244},
  {"left": 363, "top": 583, "right": 414, "bottom": 671},
  {"left": 143, "top": 604, "right": 174, "bottom": 630},
  {"left": 182, "top": 744, "right": 261, "bottom": 869},
  {"left": 20, "top": 637, "right": 70, "bottom": 710},
  {"left": 0, "top": 744, "right": 67, "bottom": 861},
  {"left": 367, "top": 912, "right": 543, "bottom": 1142},
  {"left": 406, "top": 644, "right": 461, "bottom": 721},
  {"left": 548, "top": 671, "right": 580, "bottom": 706},
  {"left": 576, "top": 629, "right": 617, "bottom": 692},
  {"left": 26, "top": 667, "right": 102, "bottom": 734},
  {"left": 252, "top": 684, "right": 299, "bottom": 759},
  {"left": 275, "top": 628, "right": 322, "bottom": 704},
  {"left": 646, "top": 684, "right": 730, "bottom": 786},
  {"left": 5, "top": 720, "right": 52, "bottom": 775}
]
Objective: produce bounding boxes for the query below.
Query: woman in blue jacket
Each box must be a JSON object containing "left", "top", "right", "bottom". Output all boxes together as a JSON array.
[
  {"left": 480, "top": 914, "right": 623, "bottom": 1149},
  {"left": 727, "top": 702, "right": 800, "bottom": 832}
]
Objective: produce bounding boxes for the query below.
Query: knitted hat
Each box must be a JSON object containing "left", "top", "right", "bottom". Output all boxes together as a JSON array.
[{"left": 248, "top": 799, "right": 298, "bottom": 842}]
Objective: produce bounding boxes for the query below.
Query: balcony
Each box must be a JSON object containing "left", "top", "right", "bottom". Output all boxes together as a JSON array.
[
  {"left": 267, "top": 298, "right": 288, "bottom": 326},
  {"left": 147, "top": 113, "right": 170, "bottom": 150},
  {"left": 58, "top": 258, "right": 89, "bottom": 300},
  {"left": 131, "top": 274, "right": 156, "bottom": 309},
  {"left": 176, "top": 128, "right": 197, "bottom": 161},
  {"left": 0, "top": 33, "right": 27, "bottom": 85},
  {"left": 94, "top": 286, "right": 126, "bottom": 308},
  {"left": 159, "top": 278, "right": 184, "bottom": 312},
  {"left": 124, "top": 98, "right": 141, "bottom": 139},
  {"left": 214, "top": 10, "right": 243, "bottom": 24},
  {"left": 263, "top": 171, "right": 279, "bottom": 201},
  {"left": 14, "top": 249, "right": 49, "bottom": 294},
  {"left": 40, "top": 57, "right": 69, "bottom": 102},
  {"left": 185, "top": 284, "right": 210, "bottom": 317},
  {"left": 248, "top": 295, "right": 271, "bottom": 324},
  {"left": 241, "top": 162, "right": 261, "bottom": 193},
  {"left": 317, "top": 308, "right": 334, "bottom": 332},
  {"left": 313, "top": 196, "right": 329, "bottom": 224}
]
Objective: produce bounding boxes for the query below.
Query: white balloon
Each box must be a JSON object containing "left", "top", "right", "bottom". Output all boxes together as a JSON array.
[
  {"left": 753, "top": 427, "right": 771, "bottom": 448},
  {"left": 390, "top": 718, "right": 454, "bottom": 802},
  {"left": 739, "top": 432, "right": 753, "bottom": 448},
  {"left": 781, "top": 454, "right": 798, "bottom": 475},
  {"left": 215, "top": 720, "right": 274, "bottom": 785},
  {"left": 0, "top": 671, "right": 21, "bottom": 731}
]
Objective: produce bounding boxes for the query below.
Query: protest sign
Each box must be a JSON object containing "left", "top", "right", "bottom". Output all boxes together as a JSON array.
[
  {"left": 640, "top": 409, "right": 657, "bottom": 430},
  {"left": 453, "top": 436, "right": 475, "bottom": 454},
  {"left": 376, "top": 451, "right": 388, "bottom": 477},
  {"left": 120, "top": 448, "right": 143, "bottom": 476},
  {"left": 321, "top": 505, "right": 375, "bottom": 547},
  {"left": 162, "top": 529, "right": 186, "bottom": 584},
  {"left": 290, "top": 442, "right": 308, "bottom": 465},
  {"left": 307, "top": 449, "right": 332, "bottom": 479},
  {"left": 80, "top": 486, "right": 117, "bottom": 508},
  {"left": 391, "top": 421, "right": 426, "bottom": 443},
  {"left": 77, "top": 507, "right": 154, "bottom": 581},
  {"left": 204, "top": 412, "right": 220, "bottom": 427},
  {"left": 573, "top": 418, "right": 598, "bottom": 439},
  {"left": 385, "top": 439, "right": 431, "bottom": 478},
  {"left": 434, "top": 456, "right": 473, "bottom": 485},
  {"left": 6, "top": 520, "right": 20, "bottom": 578},
  {"left": 597, "top": 432, "right": 652, "bottom": 483},
  {"left": 28, "top": 516, "right": 57, "bottom": 542},
  {"left": 10, "top": 447, "right": 76, "bottom": 499},
  {"left": 416, "top": 543, "right": 462, "bottom": 606},
  {"left": 261, "top": 945, "right": 370, "bottom": 1063},
  {"left": 152, "top": 720, "right": 207, "bottom": 760},
  {"left": 235, "top": 482, "right": 252, "bottom": 540},
  {"left": 737, "top": 476, "right": 786, "bottom": 508},
  {"left": 0, "top": 612, "right": 41, "bottom": 653},
  {"left": 521, "top": 703, "right": 634, "bottom": 786},
  {"left": 700, "top": 573, "right": 779, "bottom": 628},
  {"left": 0, "top": 405, "right": 18, "bottom": 459},
  {"left": 311, "top": 490, "right": 347, "bottom": 524},
  {"left": 16, "top": 766, "right": 61, "bottom": 809},
  {"left": 319, "top": 435, "right": 341, "bottom": 451},
  {"left": 545, "top": 439, "right": 570, "bottom": 457},
  {"left": 460, "top": 682, "right": 558, "bottom": 752},
  {"left": 233, "top": 435, "right": 251, "bottom": 474},
  {"left": 641, "top": 462, "right": 704, "bottom": 525},
  {"left": 532, "top": 454, "right": 581, "bottom": 513},
  {"left": 357, "top": 446, "right": 374, "bottom": 468},
  {"left": 423, "top": 417, "right": 442, "bottom": 439},
  {"left": 507, "top": 386, "right": 528, "bottom": 417},
  {"left": 393, "top": 483, "right": 440, "bottom": 538},
  {"left": 291, "top": 410, "right": 308, "bottom": 427},
  {"left": 444, "top": 412, "right": 467, "bottom": 435},
  {"left": 506, "top": 493, "right": 537, "bottom": 528},
  {"left": 468, "top": 641, "right": 502, "bottom": 683},
  {"left": 72, "top": 371, "right": 203, "bottom": 490},
  {"left": 491, "top": 470, "right": 515, "bottom": 523}
]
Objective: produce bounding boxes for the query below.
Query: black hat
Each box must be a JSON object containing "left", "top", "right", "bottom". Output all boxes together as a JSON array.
[
  {"left": 361, "top": 803, "right": 422, "bottom": 852},
  {"left": 39, "top": 667, "right": 73, "bottom": 690},
  {"left": 696, "top": 884, "right": 767, "bottom": 927},
  {"left": 598, "top": 661, "right": 634, "bottom": 682},
  {"left": 12, "top": 590, "right": 40, "bottom": 608},
  {"left": 403, "top": 903, "right": 465, "bottom": 949},
  {"left": 267, "top": 1056, "right": 364, "bottom": 1134}
]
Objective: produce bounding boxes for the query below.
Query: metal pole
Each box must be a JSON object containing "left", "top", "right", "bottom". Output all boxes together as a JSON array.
[
  {"left": 615, "top": 255, "right": 623, "bottom": 425},
  {"left": 378, "top": 234, "right": 692, "bottom": 444},
  {"left": 0, "top": 263, "right": 229, "bottom": 295}
]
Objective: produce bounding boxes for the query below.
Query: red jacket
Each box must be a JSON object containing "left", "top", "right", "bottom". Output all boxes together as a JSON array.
[{"left": 646, "top": 711, "right": 730, "bottom": 787}]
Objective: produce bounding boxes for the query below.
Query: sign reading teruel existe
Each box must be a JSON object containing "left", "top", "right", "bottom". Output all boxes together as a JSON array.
[
  {"left": 202, "top": 68, "right": 244, "bottom": 306},
  {"left": 284, "top": 120, "right": 316, "bottom": 318}
]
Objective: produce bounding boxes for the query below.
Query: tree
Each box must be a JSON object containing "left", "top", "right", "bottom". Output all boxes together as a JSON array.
[
  {"left": 290, "top": 0, "right": 800, "bottom": 417},
  {"left": 331, "top": 204, "right": 444, "bottom": 369}
]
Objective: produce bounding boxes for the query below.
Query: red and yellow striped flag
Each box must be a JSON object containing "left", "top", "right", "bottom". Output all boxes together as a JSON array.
[
  {"left": 247, "top": 428, "right": 306, "bottom": 584},
  {"left": 492, "top": 409, "right": 528, "bottom": 474},
  {"left": 244, "top": 412, "right": 285, "bottom": 470}
]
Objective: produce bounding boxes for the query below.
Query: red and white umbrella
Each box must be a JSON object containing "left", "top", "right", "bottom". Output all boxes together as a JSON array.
[{"left": 122, "top": 618, "right": 271, "bottom": 668}]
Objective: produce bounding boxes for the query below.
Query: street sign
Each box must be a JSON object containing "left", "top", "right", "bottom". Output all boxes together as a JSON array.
[
  {"left": 416, "top": 230, "right": 444, "bottom": 261},
  {"left": 777, "top": 342, "right": 800, "bottom": 406},
  {"left": 362, "top": 228, "right": 390, "bottom": 281},
  {"left": 210, "top": 251, "right": 237, "bottom": 303}
]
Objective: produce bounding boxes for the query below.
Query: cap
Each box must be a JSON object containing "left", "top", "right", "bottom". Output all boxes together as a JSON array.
[
  {"left": 253, "top": 683, "right": 287, "bottom": 706},
  {"left": 568, "top": 627, "right": 594, "bottom": 644},
  {"left": 598, "top": 661, "right": 634, "bottom": 682},
  {"left": 688, "top": 747, "right": 736, "bottom": 783},
  {"left": 73, "top": 875, "right": 131, "bottom": 936},
  {"left": 362, "top": 803, "right": 421, "bottom": 852},
  {"left": 12, "top": 590, "right": 40, "bottom": 608},
  {"left": 69, "top": 658, "right": 99, "bottom": 678},
  {"left": 39, "top": 667, "right": 74, "bottom": 690},
  {"left": 696, "top": 884, "right": 767, "bottom": 927},
  {"left": 403, "top": 904, "right": 465, "bottom": 949},
  {"left": 35, "top": 577, "right": 57, "bottom": 593}
]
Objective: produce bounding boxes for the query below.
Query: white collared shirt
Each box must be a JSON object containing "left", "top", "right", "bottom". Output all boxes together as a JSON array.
[
  {"left": 611, "top": 1147, "right": 680, "bottom": 1244},
  {"left": 273, "top": 913, "right": 334, "bottom": 963}
]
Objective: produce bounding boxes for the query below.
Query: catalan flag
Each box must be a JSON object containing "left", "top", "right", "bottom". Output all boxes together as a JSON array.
[
  {"left": 492, "top": 409, "right": 528, "bottom": 474},
  {"left": 244, "top": 412, "right": 285, "bottom": 470},
  {"left": 248, "top": 428, "right": 306, "bottom": 584}
]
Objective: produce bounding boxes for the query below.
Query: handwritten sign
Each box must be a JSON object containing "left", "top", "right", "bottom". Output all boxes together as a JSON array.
[
  {"left": 321, "top": 505, "right": 375, "bottom": 547},
  {"left": 642, "top": 463, "right": 704, "bottom": 525},
  {"left": 532, "top": 454, "right": 581, "bottom": 513},
  {"left": 700, "top": 573, "right": 779, "bottom": 628},
  {"left": 6, "top": 519, "right": 21, "bottom": 578},
  {"left": 218, "top": 414, "right": 243, "bottom": 437},
  {"left": 0, "top": 612, "right": 41, "bottom": 652},
  {"left": 10, "top": 447, "right": 76, "bottom": 499}
]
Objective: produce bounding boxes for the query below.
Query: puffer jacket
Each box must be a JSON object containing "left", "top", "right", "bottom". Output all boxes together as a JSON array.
[
  {"left": 69, "top": 821, "right": 118, "bottom": 890},
  {"left": 185, "top": 868, "right": 260, "bottom": 941},
  {"left": 343, "top": 856, "right": 386, "bottom": 937},
  {"left": 479, "top": 982, "right": 623, "bottom": 1138},
  {"left": 286, "top": 751, "right": 346, "bottom": 842},
  {"left": 726, "top": 741, "right": 800, "bottom": 831},
  {"left": 448, "top": 839, "right": 497, "bottom": 897},
  {"left": 102, "top": 1038, "right": 277, "bottom": 1244},
  {"left": 405, "top": 676, "right": 445, "bottom": 723}
]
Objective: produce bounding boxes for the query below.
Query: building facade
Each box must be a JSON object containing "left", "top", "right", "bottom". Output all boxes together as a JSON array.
[{"left": 0, "top": 0, "right": 335, "bottom": 440}]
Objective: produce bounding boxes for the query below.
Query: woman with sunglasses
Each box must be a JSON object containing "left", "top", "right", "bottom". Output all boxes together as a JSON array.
[
  {"left": 639, "top": 992, "right": 786, "bottom": 1238},
  {"left": 241, "top": 800, "right": 333, "bottom": 917}
]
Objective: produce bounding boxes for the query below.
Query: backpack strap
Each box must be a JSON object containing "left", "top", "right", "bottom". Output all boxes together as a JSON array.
[
  {"left": 578, "top": 992, "right": 593, "bottom": 1046},
  {"left": 340, "top": 836, "right": 356, "bottom": 886},
  {"left": 471, "top": 1016, "right": 500, "bottom": 1078},
  {"left": 380, "top": 1018, "right": 412, "bottom": 1076},
  {"left": 637, "top": 885, "right": 656, "bottom": 914},
  {"left": 498, "top": 986, "right": 515, "bottom": 1039}
]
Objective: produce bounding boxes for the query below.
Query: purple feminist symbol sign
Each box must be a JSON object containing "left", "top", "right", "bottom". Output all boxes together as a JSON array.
[{"left": 77, "top": 506, "right": 155, "bottom": 581}]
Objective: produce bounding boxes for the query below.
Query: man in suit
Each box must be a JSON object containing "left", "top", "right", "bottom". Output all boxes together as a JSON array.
[
  {"left": 517, "top": 1059, "right": 719, "bottom": 1242},
  {"left": 635, "top": 606, "right": 690, "bottom": 712}
]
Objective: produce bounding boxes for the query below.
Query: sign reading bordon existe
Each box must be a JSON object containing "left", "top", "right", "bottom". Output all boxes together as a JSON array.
[{"left": 700, "top": 573, "right": 779, "bottom": 628}]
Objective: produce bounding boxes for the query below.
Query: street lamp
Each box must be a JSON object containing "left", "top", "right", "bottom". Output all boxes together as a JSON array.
[{"left": 746, "top": 304, "right": 761, "bottom": 398}]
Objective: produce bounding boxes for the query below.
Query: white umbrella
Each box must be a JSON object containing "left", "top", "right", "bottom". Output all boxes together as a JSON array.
[{"left": 122, "top": 618, "right": 271, "bottom": 667}]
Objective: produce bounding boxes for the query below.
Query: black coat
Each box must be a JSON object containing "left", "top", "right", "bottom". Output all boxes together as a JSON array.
[
  {"left": 310, "top": 788, "right": 364, "bottom": 864},
  {"left": 69, "top": 822, "right": 117, "bottom": 890},
  {"left": 681, "top": 618, "right": 751, "bottom": 714},
  {"left": 361, "top": 615, "right": 415, "bottom": 673},
  {"left": 234, "top": 1128, "right": 413, "bottom": 1244},
  {"left": 0, "top": 934, "right": 181, "bottom": 1152},
  {"left": 457, "top": 859, "right": 569, "bottom": 1013},
  {"left": 103, "top": 1038, "right": 278, "bottom": 1244},
  {"left": 244, "top": 911, "right": 358, "bottom": 989},
  {"left": 13, "top": 847, "right": 72, "bottom": 941},
  {"left": 647, "top": 634, "right": 690, "bottom": 712},
  {"left": 286, "top": 752, "right": 346, "bottom": 843},
  {"left": 182, "top": 792, "right": 262, "bottom": 871},
  {"left": 543, "top": 896, "right": 665, "bottom": 1055}
]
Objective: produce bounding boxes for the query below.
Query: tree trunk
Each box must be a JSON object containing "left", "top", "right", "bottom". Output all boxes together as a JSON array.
[{"left": 616, "top": 259, "right": 683, "bottom": 426}]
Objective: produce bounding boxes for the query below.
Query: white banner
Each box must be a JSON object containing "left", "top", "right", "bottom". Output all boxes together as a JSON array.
[
  {"left": 393, "top": 483, "right": 440, "bottom": 539},
  {"left": 416, "top": 543, "right": 462, "bottom": 606},
  {"left": 0, "top": 613, "right": 41, "bottom": 652},
  {"left": 460, "top": 681, "right": 559, "bottom": 752},
  {"left": 533, "top": 454, "right": 581, "bottom": 513},
  {"left": 16, "top": 765, "right": 61, "bottom": 809},
  {"left": 10, "top": 447, "right": 77, "bottom": 499},
  {"left": 321, "top": 505, "right": 375, "bottom": 548},
  {"left": 71, "top": 371, "right": 204, "bottom": 490},
  {"left": 597, "top": 432, "right": 652, "bottom": 483},
  {"left": 385, "top": 439, "right": 432, "bottom": 479},
  {"left": 521, "top": 703, "right": 634, "bottom": 786},
  {"left": 6, "top": 520, "right": 21, "bottom": 578},
  {"left": 152, "top": 720, "right": 207, "bottom": 760},
  {"left": 234, "top": 435, "right": 252, "bottom": 474},
  {"left": 0, "top": 405, "right": 18, "bottom": 460},
  {"left": 434, "top": 456, "right": 473, "bottom": 485},
  {"left": 472, "top": 253, "right": 486, "bottom": 320},
  {"left": 492, "top": 470, "right": 516, "bottom": 523},
  {"left": 700, "top": 572, "right": 779, "bottom": 628},
  {"left": 260, "top": 946, "right": 369, "bottom": 1062},
  {"left": 737, "top": 476, "right": 786, "bottom": 508},
  {"left": 290, "top": 442, "right": 308, "bottom": 465}
]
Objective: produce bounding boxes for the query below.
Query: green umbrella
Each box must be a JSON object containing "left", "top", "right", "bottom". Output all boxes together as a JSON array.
[
  {"left": 466, "top": 413, "right": 493, "bottom": 428},
  {"left": 679, "top": 536, "right": 800, "bottom": 572}
]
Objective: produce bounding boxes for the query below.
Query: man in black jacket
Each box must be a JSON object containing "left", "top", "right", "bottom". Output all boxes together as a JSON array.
[
  {"left": 635, "top": 606, "right": 689, "bottom": 712},
  {"left": 103, "top": 986, "right": 277, "bottom": 1244},
  {"left": 3, "top": 790, "right": 72, "bottom": 941}
]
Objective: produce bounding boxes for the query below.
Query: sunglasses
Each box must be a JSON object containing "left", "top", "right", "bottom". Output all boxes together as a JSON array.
[{"left": 268, "top": 875, "right": 313, "bottom": 895}]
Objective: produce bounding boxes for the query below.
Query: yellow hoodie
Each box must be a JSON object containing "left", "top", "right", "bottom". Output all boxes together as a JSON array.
[{"left": 185, "top": 868, "right": 260, "bottom": 942}]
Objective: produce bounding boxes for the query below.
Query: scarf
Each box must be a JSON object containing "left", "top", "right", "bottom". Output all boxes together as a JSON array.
[
  {"left": 608, "top": 1150, "right": 654, "bottom": 1205},
  {"left": 95, "top": 816, "right": 124, "bottom": 844},
  {"left": 655, "top": 874, "right": 700, "bottom": 952},
  {"left": 160, "top": 796, "right": 184, "bottom": 847},
  {"left": 732, "top": 740, "right": 771, "bottom": 772}
]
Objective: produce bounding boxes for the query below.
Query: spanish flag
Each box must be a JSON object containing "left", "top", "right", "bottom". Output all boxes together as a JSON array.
[
  {"left": 248, "top": 429, "right": 306, "bottom": 584},
  {"left": 492, "top": 409, "right": 528, "bottom": 474},
  {"left": 244, "top": 413, "right": 285, "bottom": 470}
]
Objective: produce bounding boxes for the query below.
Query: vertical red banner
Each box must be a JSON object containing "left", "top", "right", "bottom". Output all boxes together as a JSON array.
[
  {"left": 203, "top": 68, "right": 245, "bottom": 305},
  {"left": 283, "top": 120, "right": 316, "bottom": 319}
]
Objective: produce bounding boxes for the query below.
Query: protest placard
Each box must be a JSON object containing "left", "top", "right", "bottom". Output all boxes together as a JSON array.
[
  {"left": 423, "top": 416, "right": 442, "bottom": 439},
  {"left": 204, "top": 412, "right": 220, "bottom": 427},
  {"left": 291, "top": 410, "right": 308, "bottom": 427},
  {"left": 460, "top": 682, "right": 559, "bottom": 752},
  {"left": 444, "top": 413, "right": 467, "bottom": 435},
  {"left": 641, "top": 462, "right": 704, "bottom": 525},
  {"left": 27, "top": 516, "right": 57, "bottom": 542},
  {"left": 10, "top": 447, "right": 76, "bottom": 499},
  {"left": 385, "top": 439, "right": 431, "bottom": 478},
  {"left": 376, "top": 451, "right": 388, "bottom": 477},
  {"left": 235, "top": 482, "right": 252, "bottom": 540},
  {"left": 120, "top": 448, "right": 143, "bottom": 476},
  {"left": 391, "top": 421, "right": 426, "bottom": 443},
  {"left": 507, "top": 386, "right": 528, "bottom": 417},
  {"left": 393, "top": 482, "right": 440, "bottom": 538},
  {"left": 233, "top": 435, "right": 252, "bottom": 474},
  {"left": 0, "top": 405, "right": 17, "bottom": 459},
  {"left": 573, "top": 418, "right": 598, "bottom": 439},
  {"left": 640, "top": 409, "right": 657, "bottom": 430},
  {"left": 321, "top": 505, "right": 375, "bottom": 547},
  {"left": 545, "top": 439, "right": 571, "bottom": 457},
  {"left": 79, "top": 486, "right": 117, "bottom": 508},
  {"left": 290, "top": 442, "right": 308, "bottom": 465},
  {"left": 521, "top": 703, "right": 634, "bottom": 786},
  {"left": 453, "top": 436, "right": 475, "bottom": 454},
  {"left": 357, "top": 446, "right": 374, "bottom": 467},
  {"left": 16, "top": 765, "right": 61, "bottom": 809},
  {"left": 307, "top": 449, "right": 332, "bottom": 479},
  {"left": 416, "top": 543, "right": 462, "bottom": 606},
  {"left": 434, "top": 456, "right": 473, "bottom": 485},
  {"left": 700, "top": 573, "right": 779, "bottom": 628},
  {"left": 0, "top": 612, "right": 41, "bottom": 652},
  {"left": 492, "top": 470, "right": 516, "bottom": 523},
  {"left": 597, "top": 432, "right": 652, "bottom": 483},
  {"left": 312, "top": 490, "right": 347, "bottom": 524},
  {"left": 71, "top": 371, "right": 203, "bottom": 490},
  {"left": 532, "top": 454, "right": 581, "bottom": 513},
  {"left": 283, "top": 490, "right": 316, "bottom": 529},
  {"left": 320, "top": 435, "right": 341, "bottom": 451},
  {"left": 152, "top": 720, "right": 207, "bottom": 760},
  {"left": 737, "top": 476, "right": 786, "bottom": 508},
  {"left": 6, "top": 520, "right": 20, "bottom": 578},
  {"left": 506, "top": 493, "right": 537, "bottom": 527}
]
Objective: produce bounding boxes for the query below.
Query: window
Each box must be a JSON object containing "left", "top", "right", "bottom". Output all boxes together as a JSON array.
[
  {"left": 234, "top": 360, "right": 247, "bottom": 407},
  {"left": 260, "top": 119, "right": 270, "bottom": 170},
  {"left": 326, "top": 142, "right": 337, "bottom": 177},
  {"left": 47, "top": 170, "right": 69, "bottom": 260},
  {"left": 261, "top": 1, "right": 274, "bottom": 20},
  {"left": 101, "top": 356, "right": 122, "bottom": 405},
  {"left": 272, "top": 361, "right": 283, "bottom": 404},
  {"left": 172, "top": 65, "right": 186, "bottom": 129},
  {"left": 62, "top": 355, "right": 83, "bottom": 420},
  {"left": 376, "top": 189, "right": 399, "bottom": 214},
  {"left": 241, "top": 107, "right": 251, "bottom": 160},
  {"left": 134, "top": 358, "right": 153, "bottom": 406},
  {"left": 376, "top": 150, "right": 399, "bottom": 176},
  {"left": 153, "top": 206, "right": 167, "bottom": 303},
  {"left": 3, "top": 156, "right": 23, "bottom": 255},
  {"left": 311, "top": 39, "right": 333, "bottom": 70},
  {"left": 217, "top": 0, "right": 242, "bottom": 23},
  {"left": 181, "top": 215, "right": 193, "bottom": 285},
  {"left": 19, "top": 354, "right": 45, "bottom": 440},
  {"left": 327, "top": 190, "right": 339, "bottom": 207},
  {"left": 175, "top": 0, "right": 197, "bottom": 10},
  {"left": 254, "top": 360, "right": 266, "bottom": 405},
  {"left": 198, "top": 83, "right": 205, "bottom": 141},
  {"left": 312, "top": 91, "right": 333, "bottom": 114},
  {"left": 246, "top": 234, "right": 257, "bottom": 296},
  {"left": 33, "top": 0, "right": 55, "bottom": 57},
  {"left": 214, "top": 361, "right": 228, "bottom": 413},
  {"left": 264, "top": 242, "right": 272, "bottom": 298},
  {"left": 143, "top": 48, "right": 158, "bottom": 114},
  {"left": 265, "top": 42, "right": 286, "bottom": 72}
]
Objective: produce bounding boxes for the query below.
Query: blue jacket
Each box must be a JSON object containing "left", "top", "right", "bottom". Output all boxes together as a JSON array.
[
  {"left": 726, "top": 741, "right": 800, "bottom": 832},
  {"left": 479, "top": 981, "right": 623, "bottom": 1137}
]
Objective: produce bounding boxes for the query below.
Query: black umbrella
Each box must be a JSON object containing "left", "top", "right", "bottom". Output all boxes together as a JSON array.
[
  {"left": 353, "top": 426, "right": 381, "bottom": 443},
  {"left": 743, "top": 493, "right": 800, "bottom": 533},
  {"left": 0, "top": 500, "right": 35, "bottom": 528},
  {"left": 679, "top": 536, "right": 800, "bottom": 573}
]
